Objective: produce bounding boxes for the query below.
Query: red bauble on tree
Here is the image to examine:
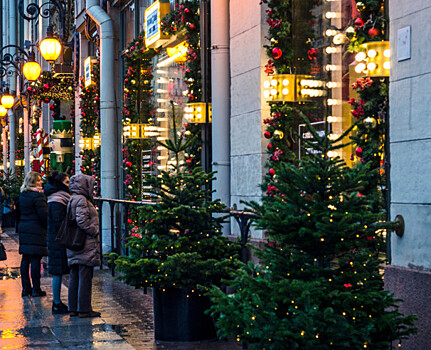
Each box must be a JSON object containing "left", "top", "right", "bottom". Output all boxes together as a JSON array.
[
  {"left": 355, "top": 147, "right": 363, "bottom": 158},
  {"left": 43, "top": 83, "right": 51, "bottom": 92},
  {"left": 43, "top": 98, "right": 50, "bottom": 104},
  {"left": 269, "top": 168, "right": 275, "bottom": 176},
  {"left": 355, "top": 18, "right": 364, "bottom": 27},
  {"left": 272, "top": 47, "right": 282, "bottom": 60},
  {"left": 368, "top": 28, "right": 379, "bottom": 38},
  {"left": 264, "top": 131, "right": 272, "bottom": 139},
  {"left": 267, "top": 143, "right": 274, "bottom": 150}
]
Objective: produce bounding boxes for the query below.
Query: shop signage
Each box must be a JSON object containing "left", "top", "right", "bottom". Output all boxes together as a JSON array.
[
  {"left": 84, "top": 56, "right": 96, "bottom": 88},
  {"left": 298, "top": 121, "right": 328, "bottom": 159},
  {"left": 144, "top": 0, "right": 171, "bottom": 48}
]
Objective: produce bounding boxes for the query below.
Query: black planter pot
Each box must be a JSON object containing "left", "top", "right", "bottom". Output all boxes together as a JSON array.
[{"left": 153, "top": 288, "right": 217, "bottom": 342}]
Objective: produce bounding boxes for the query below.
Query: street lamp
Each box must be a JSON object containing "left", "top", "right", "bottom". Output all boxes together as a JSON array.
[
  {"left": 0, "top": 105, "right": 7, "bottom": 117},
  {"left": 39, "top": 27, "right": 62, "bottom": 64},
  {"left": 1, "top": 94, "right": 14, "bottom": 109},
  {"left": 22, "top": 51, "right": 42, "bottom": 81}
]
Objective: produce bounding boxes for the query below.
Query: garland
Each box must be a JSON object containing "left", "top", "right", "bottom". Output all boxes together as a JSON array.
[
  {"left": 347, "top": 0, "right": 387, "bottom": 50},
  {"left": 79, "top": 61, "right": 101, "bottom": 196},
  {"left": 122, "top": 33, "right": 157, "bottom": 227},
  {"left": 161, "top": 0, "right": 201, "bottom": 102},
  {"left": 28, "top": 71, "right": 74, "bottom": 103},
  {"left": 161, "top": 0, "right": 202, "bottom": 166},
  {"left": 347, "top": 0, "right": 388, "bottom": 209}
]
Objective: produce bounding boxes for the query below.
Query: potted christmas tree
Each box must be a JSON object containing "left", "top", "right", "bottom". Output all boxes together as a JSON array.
[
  {"left": 109, "top": 104, "right": 240, "bottom": 341},
  {"left": 207, "top": 118, "right": 416, "bottom": 349}
]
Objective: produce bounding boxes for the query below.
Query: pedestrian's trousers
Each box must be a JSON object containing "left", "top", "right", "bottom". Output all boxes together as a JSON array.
[{"left": 68, "top": 264, "right": 94, "bottom": 313}]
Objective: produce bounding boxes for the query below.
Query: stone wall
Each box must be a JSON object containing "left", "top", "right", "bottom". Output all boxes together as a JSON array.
[{"left": 229, "top": 0, "right": 269, "bottom": 238}]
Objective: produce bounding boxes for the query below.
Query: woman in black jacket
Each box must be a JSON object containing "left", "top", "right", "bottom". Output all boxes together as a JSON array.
[
  {"left": 17, "top": 171, "right": 48, "bottom": 297},
  {"left": 44, "top": 171, "right": 71, "bottom": 314}
]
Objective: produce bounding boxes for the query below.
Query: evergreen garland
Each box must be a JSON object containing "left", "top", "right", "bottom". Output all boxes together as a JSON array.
[
  {"left": 79, "top": 61, "right": 101, "bottom": 196},
  {"left": 122, "top": 32, "right": 157, "bottom": 226},
  {"left": 347, "top": 0, "right": 387, "bottom": 50},
  {"left": 28, "top": 71, "right": 74, "bottom": 103},
  {"left": 161, "top": 0, "right": 203, "bottom": 166},
  {"left": 161, "top": 0, "right": 201, "bottom": 102}
]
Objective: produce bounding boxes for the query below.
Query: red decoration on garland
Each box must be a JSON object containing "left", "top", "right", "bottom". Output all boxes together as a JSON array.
[
  {"left": 355, "top": 147, "right": 363, "bottom": 158},
  {"left": 43, "top": 98, "right": 50, "bottom": 104},
  {"left": 269, "top": 168, "right": 275, "bottom": 176},
  {"left": 264, "top": 131, "right": 272, "bottom": 139},
  {"left": 272, "top": 47, "right": 282, "bottom": 60},
  {"left": 368, "top": 28, "right": 379, "bottom": 38},
  {"left": 267, "top": 143, "right": 274, "bottom": 150},
  {"left": 355, "top": 18, "right": 364, "bottom": 27}
]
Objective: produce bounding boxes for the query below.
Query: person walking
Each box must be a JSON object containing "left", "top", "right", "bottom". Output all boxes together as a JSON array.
[
  {"left": 17, "top": 171, "right": 48, "bottom": 297},
  {"left": 44, "top": 171, "right": 71, "bottom": 314},
  {"left": 67, "top": 174, "right": 101, "bottom": 318}
]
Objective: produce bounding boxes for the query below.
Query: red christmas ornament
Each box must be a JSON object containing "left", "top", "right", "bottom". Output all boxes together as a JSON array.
[
  {"left": 43, "top": 83, "right": 50, "bottom": 91},
  {"left": 184, "top": 8, "right": 190, "bottom": 13},
  {"left": 355, "top": 147, "right": 363, "bottom": 158},
  {"left": 267, "top": 143, "right": 274, "bottom": 150},
  {"left": 126, "top": 161, "right": 132, "bottom": 167},
  {"left": 49, "top": 104, "right": 55, "bottom": 111},
  {"left": 189, "top": 23, "right": 196, "bottom": 30},
  {"left": 272, "top": 47, "right": 282, "bottom": 60},
  {"left": 43, "top": 98, "right": 50, "bottom": 104},
  {"left": 264, "top": 131, "right": 272, "bottom": 139},
  {"left": 355, "top": 18, "right": 364, "bottom": 27},
  {"left": 269, "top": 168, "right": 275, "bottom": 176},
  {"left": 27, "top": 87, "right": 32, "bottom": 93},
  {"left": 368, "top": 28, "right": 379, "bottom": 38}
]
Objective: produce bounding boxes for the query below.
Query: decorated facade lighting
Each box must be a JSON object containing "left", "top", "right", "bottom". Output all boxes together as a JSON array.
[
  {"left": 354, "top": 41, "right": 390, "bottom": 77},
  {"left": 184, "top": 102, "right": 212, "bottom": 123}
]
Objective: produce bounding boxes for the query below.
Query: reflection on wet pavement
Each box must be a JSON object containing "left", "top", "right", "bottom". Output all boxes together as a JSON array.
[{"left": 0, "top": 229, "right": 240, "bottom": 349}]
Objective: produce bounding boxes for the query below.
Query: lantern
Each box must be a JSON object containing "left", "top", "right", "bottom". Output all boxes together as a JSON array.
[
  {"left": 0, "top": 105, "right": 7, "bottom": 117},
  {"left": 39, "top": 28, "right": 62, "bottom": 63},
  {"left": 22, "top": 61, "right": 42, "bottom": 81},
  {"left": 1, "top": 94, "right": 14, "bottom": 109}
]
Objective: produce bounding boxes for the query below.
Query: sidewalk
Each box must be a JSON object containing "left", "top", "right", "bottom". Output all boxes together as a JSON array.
[{"left": 0, "top": 229, "right": 241, "bottom": 350}]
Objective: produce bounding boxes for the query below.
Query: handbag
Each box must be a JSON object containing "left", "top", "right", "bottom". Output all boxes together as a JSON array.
[
  {"left": 55, "top": 206, "right": 86, "bottom": 251},
  {"left": 0, "top": 242, "right": 6, "bottom": 261}
]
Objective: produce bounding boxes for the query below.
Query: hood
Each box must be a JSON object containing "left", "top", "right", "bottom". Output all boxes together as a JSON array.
[{"left": 69, "top": 174, "right": 95, "bottom": 200}]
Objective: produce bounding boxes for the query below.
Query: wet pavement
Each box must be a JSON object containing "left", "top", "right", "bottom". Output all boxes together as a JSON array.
[{"left": 0, "top": 229, "right": 241, "bottom": 350}]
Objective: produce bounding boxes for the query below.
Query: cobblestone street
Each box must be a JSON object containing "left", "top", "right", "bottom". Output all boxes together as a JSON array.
[{"left": 0, "top": 229, "right": 241, "bottom": 350}]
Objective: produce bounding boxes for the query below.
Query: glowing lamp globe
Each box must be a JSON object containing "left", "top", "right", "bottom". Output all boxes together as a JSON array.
[
  {"left": 23, "top": 61, "right": 42, "bottom": 81},
  {"left": 39, "top": 37, "right": 62, "bottom": 63},
  {"left": 0, "top": 106, "right": 7, "bottom": 117},
  {"left": 1, "top": 94, "right": 14, "bottom": 109}
]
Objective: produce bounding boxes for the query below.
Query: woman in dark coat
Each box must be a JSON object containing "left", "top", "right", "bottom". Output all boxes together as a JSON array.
[
  {"left": 44, "top": 171, "right": 71, "bottom": 314},
  {"left": 17, "top": 171, "right": 48, "bottom": 297}
]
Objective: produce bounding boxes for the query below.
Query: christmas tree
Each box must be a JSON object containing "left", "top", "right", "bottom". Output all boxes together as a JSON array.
[
  {"left": 208, "top": 118, "right": 416, "bottom": 349},
  {"left": 109, "top": 103, "right": 239, "bottom": 291}
]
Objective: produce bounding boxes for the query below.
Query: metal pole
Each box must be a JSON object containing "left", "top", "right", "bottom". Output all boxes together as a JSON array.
[
  {"left": 86, "top": 0, "right": 117, "bottom": 254},
  {"left": 23, "top": 107, "right": 30, "bottom": 174},
  {"left": 211, "top": 0, "right": 231, "bottom": 231},
  {"left": 200, "top": 0, "right": 211, "bottom": 174}
]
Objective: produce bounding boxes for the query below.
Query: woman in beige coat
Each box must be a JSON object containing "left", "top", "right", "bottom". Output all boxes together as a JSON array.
[{"left": 67, "top": 174, "right": 101, "bottom": 318}]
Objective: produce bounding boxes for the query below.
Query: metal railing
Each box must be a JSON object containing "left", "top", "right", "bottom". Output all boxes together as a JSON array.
[{"left": 96, "top": 198, "right": 257, "bottom": 276}]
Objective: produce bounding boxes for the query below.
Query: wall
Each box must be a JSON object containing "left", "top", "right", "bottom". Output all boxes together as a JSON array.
[
  {"left": 387, "top": 1, "right": 431, "bottom": 348},
  {"left": 389, "top": 0, "right": 431, "bottom": 271},
  {"left": 229, "top": 0, "right": 269, "bottom": 238}
]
